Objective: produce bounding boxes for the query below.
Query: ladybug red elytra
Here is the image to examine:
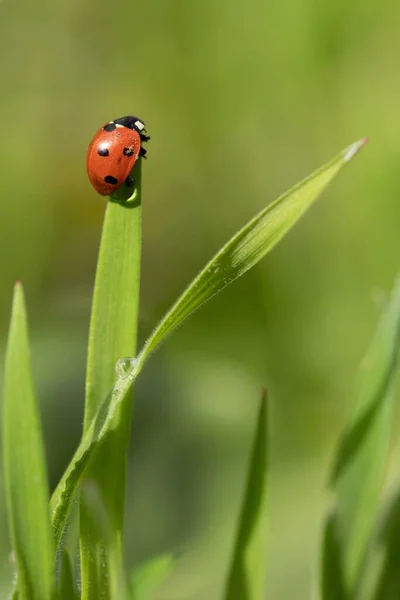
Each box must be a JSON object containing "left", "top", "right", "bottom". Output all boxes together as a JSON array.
[{"left": 86, "top": 115, "right": 150, "bottom": 196}]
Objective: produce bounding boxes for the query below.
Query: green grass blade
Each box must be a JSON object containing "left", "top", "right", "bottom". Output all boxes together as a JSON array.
[
  {"left": 131, "top": 554, "right": 175, "bottom": 600},
  {"left": 130, "top": 138, "right": 368, "bottom": 378},
  {"left": 50, "top": 139, "right": 366, "bottom": 550},
  {"left": 2, "top": 283, "right": 54, "bottom": 600},
  {"left": 320, "top": 275, "right": 400, "bottom": 597},
  {"left": 223, "top": 390, "right": 268, "bottom": 600},
  {"left": 80, "top": 163, "right": 143, "bottom": 599},
  {"left": 84, "top": 168, "right": 142, "bottom": 426}
]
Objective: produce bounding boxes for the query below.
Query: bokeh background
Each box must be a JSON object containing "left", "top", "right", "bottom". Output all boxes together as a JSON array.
[{"left": 0, "top": 0, "right": 400, "bottom": 598}]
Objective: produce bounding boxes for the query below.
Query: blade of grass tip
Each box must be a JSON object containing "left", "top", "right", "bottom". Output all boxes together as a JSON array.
[
  {"left": 80, "top": 161, "right": 143, "bottom": 599},
  {"left": 130, "top": 137, "right": 368, "bottom": 378},
  {"left": 2, "top": 283, "right": 54, "bottom": 600},
  {"left": 320, "top": 274, "right": 400, "bottom": 598},
  {"left": 131, "top": 554, "right": 175, "bottom": 600},
  {"left": 50, "top": 138, "right": 367, "bottom": 550},
  {"left": 223, "top": 389, "right": 268, "bottom": 600}
]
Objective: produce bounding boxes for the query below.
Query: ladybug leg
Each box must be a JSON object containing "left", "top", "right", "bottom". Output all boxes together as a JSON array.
[
  {"left": 140, "top": 133, "right": 151, "bottom": 143},
  {"left": 139, "top": 147, "right": 147, "bottom": 158},
  {"left": 126, "top": 175, "right": 135, "bottom": 188}
]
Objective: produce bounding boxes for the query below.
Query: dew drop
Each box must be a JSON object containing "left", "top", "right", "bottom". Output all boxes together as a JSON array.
[{"left": 115, "top": 356, "right": 137, "bottom": 380}]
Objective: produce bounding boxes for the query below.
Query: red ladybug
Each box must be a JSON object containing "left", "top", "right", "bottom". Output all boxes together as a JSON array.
[{"left": 86, "top": 115, "right": 150, "bottom": 196}]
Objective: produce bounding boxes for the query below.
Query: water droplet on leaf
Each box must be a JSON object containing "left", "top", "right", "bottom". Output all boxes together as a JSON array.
[{"left": 115, "top": 356, "right": 137, "bottom": 380}]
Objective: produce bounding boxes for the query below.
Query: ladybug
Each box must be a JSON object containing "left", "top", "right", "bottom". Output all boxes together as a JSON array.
[{"left": 86, "top": 115, "right": 150, "bottom": 196}]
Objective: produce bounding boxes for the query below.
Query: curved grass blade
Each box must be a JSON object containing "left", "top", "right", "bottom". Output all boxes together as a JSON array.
[
  {"left": 131, "top": 138, "right": 368, "bottom": 378},
  {"left": 223, "top": 390, "right": 268, "bottom": 600},
  {"left": 131, "top": 554, "right": 175, "bottom": 600},
  {"left": 80, "top": 163, "right": 143, "bottom": 599},
  {"left": 51, "top": 138, "right": 367, "bottom": 550},
  {"left": 2, "top": 283, "right": 55, "bottom": 600},
  {"left": 320, "top": 275, "right": 400, "bottom": 598}
]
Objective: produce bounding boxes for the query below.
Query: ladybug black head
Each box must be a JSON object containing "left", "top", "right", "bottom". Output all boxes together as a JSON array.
[{"left": 113, "top": 115, "right": 145, "bottom": 133}]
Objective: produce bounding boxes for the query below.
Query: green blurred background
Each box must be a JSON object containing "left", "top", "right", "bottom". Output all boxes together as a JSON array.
[{"left": 0, "top": 0, "right": 399, "bottom": 598}]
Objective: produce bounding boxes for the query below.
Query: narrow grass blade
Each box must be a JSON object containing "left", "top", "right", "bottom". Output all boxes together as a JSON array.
[
  {"left": 2, "top": 283, "right": 54, "bottom": 600},
  {"left": 51, "top": 139, "right": 367, "bottom": 550},
  {"left": 223, "top": 390, "right": 268, "bottom": 600},
  {"left": 80, "top": 163, "right": 143, "bottom": 599},
  {"left": 321, "top": 275, "right": 400, "bottom": 597},
  {"left": 131, "top": 138, "right": 368, "bottom": 377},
  {"left": 131, "top": 554, "right": 175, "bottom": 600}
]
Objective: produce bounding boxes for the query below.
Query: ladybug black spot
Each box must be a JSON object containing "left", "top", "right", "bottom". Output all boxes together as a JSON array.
[
  {"left": 97, "top": 147, "right": 109, "bottom": 157},
  {"left": 123, "top": 146, "right": 134, "bottom": 156},
  {"left": 104, "top": 175, "right": 118, "bottom": 185},
  {"left": 104, "top": 123, "right": 116, "bottom": 132}
]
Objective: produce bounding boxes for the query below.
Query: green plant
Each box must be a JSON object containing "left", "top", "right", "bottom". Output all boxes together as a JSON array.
[{"left": 3, "top": 137, "right": 385, "bottom": 600}]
